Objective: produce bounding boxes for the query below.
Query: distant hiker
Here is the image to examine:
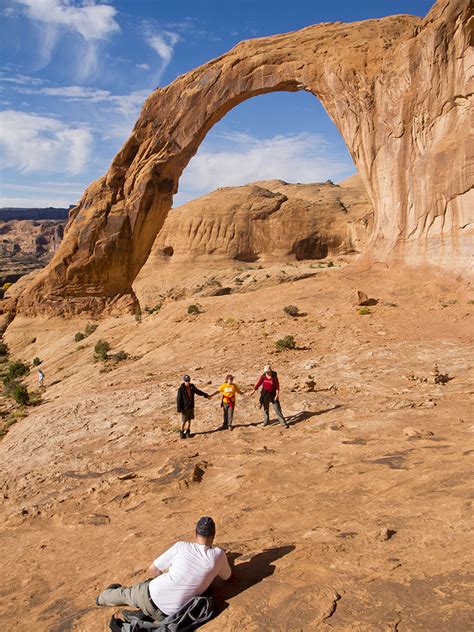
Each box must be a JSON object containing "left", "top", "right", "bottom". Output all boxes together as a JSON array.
[
  {"left": 251, "top": 364, "right": 289, "bottom": 428},
  {"left": 210, "top": 374, "right": 244, "bottom": 431},
  {"left": 177, "top": 374, "right": 210, "bottom": 438},
  {"left": 38, "top": 368, "right": 45, "bottom": 388},
  {"left": 96, "top": 516, "right": 232, "bottom": 622}
]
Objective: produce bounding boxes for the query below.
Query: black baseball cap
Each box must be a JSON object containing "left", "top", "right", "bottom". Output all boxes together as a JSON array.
[{"left": 196, "top": 516, "right": 216, "bottom": 537}]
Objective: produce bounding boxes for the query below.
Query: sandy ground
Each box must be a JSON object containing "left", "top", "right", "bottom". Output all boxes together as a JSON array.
[{"left": 0, "top": 263, "right": 473, "bottom": 631}]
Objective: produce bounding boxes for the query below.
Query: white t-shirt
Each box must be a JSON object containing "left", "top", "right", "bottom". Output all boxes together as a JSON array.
[{"left": 149, "top": 541, "right": 231, "bottom": 615}]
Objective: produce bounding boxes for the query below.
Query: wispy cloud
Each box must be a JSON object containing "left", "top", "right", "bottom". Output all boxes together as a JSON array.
[
  {"left": 136, "top": 63, "right": 150, "bottom": 71},
  {"left": 0, "top": 110, "right": 92, "bottom": 174},
  {"left": 15, "top": 0, "right": 120, "bottom": 40},
  {"left": 144, "top": 26, "right": 180, "bottom": 81},
  {"left": 15, "top": 0, "right": 120, "bottom": 78},
  {"left": 175, "top": 131, "right": 354, "bottom": 206}
]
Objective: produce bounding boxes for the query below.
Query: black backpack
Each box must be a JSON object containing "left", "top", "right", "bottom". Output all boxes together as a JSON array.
[{"left": 109, "top": 594, "right": 215, "bottom": 632}]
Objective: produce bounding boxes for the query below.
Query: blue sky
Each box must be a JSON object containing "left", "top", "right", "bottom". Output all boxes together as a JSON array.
[{"left": 0, "top": 0, "right": 434, "bottom": 208}]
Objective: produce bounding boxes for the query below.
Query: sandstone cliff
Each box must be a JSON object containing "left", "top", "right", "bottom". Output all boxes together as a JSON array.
[
  {"left": 16, "top": 0, "right": 472, "bottom": 315},
  {"left": 133, "top": 175, "right": 372, "bottom": 305}
]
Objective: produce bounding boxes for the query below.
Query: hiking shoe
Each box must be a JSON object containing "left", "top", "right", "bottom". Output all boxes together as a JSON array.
[
  {"left": 186, "top": 429, "right": 192, "bottom": 438},
  {"left": 220, "top": 424, "right": 228, "bottom": 430},
  {"left": 262, "top": 422, "right": 269, "bottom": 427},
  {"left": 229, "top": 425, "right": 233, "bottom": 431},
  {"left": 284, "top": 423, "right": 290, "bottom": 429},
  {"left": 180, "top": 430, "right": 186, "bottom": 439}
]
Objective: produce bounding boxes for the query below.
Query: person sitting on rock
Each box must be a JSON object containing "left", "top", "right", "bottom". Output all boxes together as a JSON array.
[
  {"left": 251, "top": 364, "right": 289, "bottom": 428},
  {"left": 96, "top": 516, "right": 232, "bottom": 622},
  {"left": 210, "top": 374, "right": 244, "bottom": 431},
  {"left": 177, "top": 374, "right": 210, "bottom": 439}
]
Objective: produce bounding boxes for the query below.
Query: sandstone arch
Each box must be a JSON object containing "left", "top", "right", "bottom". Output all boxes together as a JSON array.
[{"left": 17, "top": 0, "right": 471, "bottom": 315}]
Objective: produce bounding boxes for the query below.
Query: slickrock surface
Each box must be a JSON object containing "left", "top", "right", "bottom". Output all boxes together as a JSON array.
[
  {"left": 1, "top": 267, "right": 473, "bottom": 630},
  {"left": 133, "top": 175, "right": 372, "bottom": 306},
  {"left": 0, "top": 220, "right": 65, "bottom": 283},
  {"left": 16, "top": 0, "right": 472, "bottom": 316}
]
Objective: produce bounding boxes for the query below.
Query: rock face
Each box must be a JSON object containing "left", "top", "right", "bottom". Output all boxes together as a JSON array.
[
  {"left": 133, "top": 175, "right": 372, "bottom": 304},
  {"left": 0, "top": 220, "right": 65, "bottom": 285},
  {"left": 16, "top": 0, "right": 472, "bottom": 315}
]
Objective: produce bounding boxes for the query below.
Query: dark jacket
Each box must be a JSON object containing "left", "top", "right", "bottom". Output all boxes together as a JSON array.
[{"left": 177, "top": 383, "right": 209, "bottom": 412}]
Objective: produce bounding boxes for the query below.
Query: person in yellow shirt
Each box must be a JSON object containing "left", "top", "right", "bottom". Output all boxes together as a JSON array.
[{"left": 210, "top": 374, "right": 243, "bottom": 431}]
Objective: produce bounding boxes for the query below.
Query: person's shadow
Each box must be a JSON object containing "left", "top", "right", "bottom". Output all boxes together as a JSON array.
[{"left": 210, "top": 545, "right": 295, "bottom": 613}]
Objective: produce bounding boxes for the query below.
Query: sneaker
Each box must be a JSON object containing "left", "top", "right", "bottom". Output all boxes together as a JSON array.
[
  {"left": 186, "top": 429, "right": 192, "bottom": 438},
  {"left": 229, "top": 425, "right": 233, "bottom": 431},
  {"left": 262, "top": 422, "right": 269, "bottom": 427},
  {"left": 221, "top": 424, "right": 228, "bottom": 430},
  {"left": 284, "top": 423, "right": 290, "bottom": 429},
  {"left": 180, "top": 431, "right": 186, "bottom": 439}
]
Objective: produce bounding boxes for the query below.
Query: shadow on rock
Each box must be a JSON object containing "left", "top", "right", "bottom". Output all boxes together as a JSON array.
[
  {"left": 287, "top": 405, "right": 342, "bottom": 426},
  {"left": 212, "top": 545, "right": 295, "bottom": 611}
]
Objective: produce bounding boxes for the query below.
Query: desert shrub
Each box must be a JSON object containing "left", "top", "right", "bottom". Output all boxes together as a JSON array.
[
  {"left": 135, "top": 305, "right": 142, "bottom": 322},
  {"left": 74, "top": 331, "right": 85, "bottom": 342},
  {"left": 275, "top": 335, "right": 296, "bottom": 351},
  {"left": 3, "top": 361, "right": 29, "bottom": 382},
  {"left": 283, "top": 305, "right": 300, "bottom": 317},
  {"left": 1, "top": 282, "right": 12, "bottom": 291},
  {"left": 187, "top": 304, "right": 201, "bottom": 315},
  {"left": 327, "top": 261, "right": 335, "bottom": 268},
  {"left": 358, "top": 307, "right": 371, "bottom": 315},
  {"left": 4, "top": 380, "right": 29, "bottom": 405},
  {"left": 94, "top": 339, "right": 110, "bottom": 360},
  {"left": 84, "top": 323, "right": 98, "bottom": 336},
  {"left": 111, "top": 350, "right": 128, "bottom": 362},
  {"left": 145, "top": 302, "right": 162, "bottom": 315},
  {"left": 0, "top": 341, "right": 8, "bottom": 356},
  {"left": 32, "top": 357, "right": 41, "bottom": 366}
]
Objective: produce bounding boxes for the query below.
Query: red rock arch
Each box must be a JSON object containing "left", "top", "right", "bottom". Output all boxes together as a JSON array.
[{"left": 17, "top": 0, "right": 471, "bottom": 315}]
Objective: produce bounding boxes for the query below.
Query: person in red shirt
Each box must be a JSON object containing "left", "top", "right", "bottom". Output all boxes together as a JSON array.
[{"left": 251, "top": 364, "right": 289, "bottom": 428}]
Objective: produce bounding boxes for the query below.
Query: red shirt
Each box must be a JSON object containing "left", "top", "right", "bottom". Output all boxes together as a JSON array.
[{"left": 254, "top": 373, "right": 279, "bottom": 393}]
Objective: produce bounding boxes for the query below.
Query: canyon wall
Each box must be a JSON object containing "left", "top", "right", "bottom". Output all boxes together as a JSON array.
[{"left": 16, "top": 0, "right": 472, "bottom": 315}]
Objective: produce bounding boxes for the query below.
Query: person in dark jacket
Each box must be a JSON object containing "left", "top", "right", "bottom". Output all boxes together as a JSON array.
[
  {"left": 177, "top": 375, "right": 210, "bottom": 438},
  {"left": 251, "top": 364, "right": 289, "bottom": 428}
]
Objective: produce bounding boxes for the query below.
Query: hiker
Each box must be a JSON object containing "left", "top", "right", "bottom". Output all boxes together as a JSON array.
[
  {"left": 210, "top": 374, "right": 244, "bottom": 431},
  {"left": 38, "top": 368, "right": 45, "bottom": 388},
  {"left": 96, "top": 516, "right": 232, "bottom": 622},
  {"left": 177, "top": 374, "right": 210, "bottom": 438},
  {"left": 251, "top": 364, "right": 289, "bottom": 428}
]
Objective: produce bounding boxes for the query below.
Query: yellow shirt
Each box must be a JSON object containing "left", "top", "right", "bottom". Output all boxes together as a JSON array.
[{"left": 218, "top": 382, "right": 240, "bottom": 404}]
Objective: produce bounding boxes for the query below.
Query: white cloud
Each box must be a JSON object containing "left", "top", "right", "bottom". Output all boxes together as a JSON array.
[
  {"left": 16, "top": 0, "right": 120, "bottom": 40},
  {"left": 0, "top": 73, "right": 46, "bottom": 86},
  {"left": 0, "top": 195, "right": 75, "bottom": 207},
  {"left": 136, "top": 63, "right": 150, "bottom": 71},
  {"left": 15, "top": 1, "right": 120, "bottom": 78},
  {"left": 175, "top": 131, "right": 353, "bottom": 205},
  {"left": 36, "top": 85, "right": 111, "bottom": 99},
  {"left": 145, "top": 28, "right": 180, "bottom": 81},
  {"left": 0, "top": 110, "right": 92, "bottom": 174}
]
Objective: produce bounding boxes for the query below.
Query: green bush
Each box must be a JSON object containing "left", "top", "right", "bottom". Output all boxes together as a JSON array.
[
  {"left": 32, "top": 357, "right": 41, "bottom": 366},
  {"left": 74, "top": 331, "right": 85, "bottom": 342},
  {"left": 0, "top": 341, "right": 8, "bottom": 356},
  {"left": 111, "top": 350, "right": 128, "bottom": 362},
  {"left": 4, "top": 379, "right": 29, "bottom": 405},
  {"left": 283, "top": 305, "right": 300, "bottom": 317},
  {"left": 275, "top": 335, "right": 296, "bottom": 351},
  {"left": 327, "top": 261, "right": 335, "bottom": 268},
  {"left": 94, "top": 339, "right": 110, "bottom": 360},
  {"left": 358, "top": 307, "right": 371, "bottom": 315},
  {"left": 84, "top": 323, "right": 98, "bottom": 336},
  {"left": 3, "top": 361, "right": 29, "bottom": 382},
  {"left": 187, "top": 304, "right": 201, "bottom": 315}
]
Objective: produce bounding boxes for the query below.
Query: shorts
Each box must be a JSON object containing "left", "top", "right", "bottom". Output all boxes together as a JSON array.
[{"left": 181, "top": 409, "right": 195, "bottom": 423}]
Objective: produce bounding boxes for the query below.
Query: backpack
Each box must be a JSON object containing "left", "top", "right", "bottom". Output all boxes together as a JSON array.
[{"left": 109, "top": 594, "right": 215, "bottom": 632}]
